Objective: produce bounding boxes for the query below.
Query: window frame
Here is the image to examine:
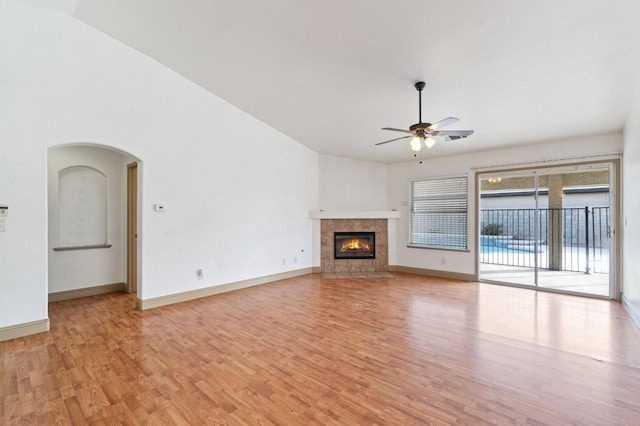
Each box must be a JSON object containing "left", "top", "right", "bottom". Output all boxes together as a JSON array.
[{"left": 407, "top": 174, "right": 469, "bottom": 251}]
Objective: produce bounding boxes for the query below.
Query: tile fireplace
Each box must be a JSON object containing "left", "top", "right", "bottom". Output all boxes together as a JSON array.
[{"left": 320, "top": 219, "right": 388, "bottom": 273}]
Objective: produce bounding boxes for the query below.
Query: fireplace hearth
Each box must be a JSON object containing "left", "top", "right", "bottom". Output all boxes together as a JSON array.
[{"left": 334, "top": 232, "right": 375, "bottom": 259}]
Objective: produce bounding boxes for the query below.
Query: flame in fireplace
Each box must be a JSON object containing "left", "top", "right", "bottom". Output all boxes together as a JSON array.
[{"left": 341, "top": 239, "right": 370, "bottom": 252}]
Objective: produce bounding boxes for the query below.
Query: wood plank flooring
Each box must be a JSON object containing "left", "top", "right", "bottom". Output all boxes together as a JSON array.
[{"left": 2, "top": 273, "right": 640, "bottom": 425}]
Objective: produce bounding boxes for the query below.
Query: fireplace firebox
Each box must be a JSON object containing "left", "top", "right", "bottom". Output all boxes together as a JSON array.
[{"left": 334, "top": 232, "right": 375, "bottom": 259}]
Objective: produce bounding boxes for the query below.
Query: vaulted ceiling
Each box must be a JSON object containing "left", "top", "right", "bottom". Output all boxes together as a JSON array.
[{"left": 18, "top": 0, "right": 640, "bottom": 163}]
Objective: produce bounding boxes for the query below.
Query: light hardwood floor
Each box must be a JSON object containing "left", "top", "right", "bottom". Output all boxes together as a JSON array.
[{"left": 2, "top": 273, "right": 640, "bottom": 425}]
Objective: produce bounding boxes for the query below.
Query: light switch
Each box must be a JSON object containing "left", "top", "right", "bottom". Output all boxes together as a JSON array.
[{"left": 0, "top": 219, "right": 5, "bottom": 232}]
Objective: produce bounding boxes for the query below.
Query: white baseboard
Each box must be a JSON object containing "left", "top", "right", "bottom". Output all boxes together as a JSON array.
[
  {"left": 388, "top": 265, "right": 476, "bottom": 281},
  {"left": 137, "top": 267, "right": 314, "bottom": 310},
  {"left": 49, "top": 282, "right": 125, "bottom": 302},
  {"left": 622, "top": 294, "right": 640, "bottom": 331},
  {"left": 0, "top": 318, "right": 50, "bottom": 342}
]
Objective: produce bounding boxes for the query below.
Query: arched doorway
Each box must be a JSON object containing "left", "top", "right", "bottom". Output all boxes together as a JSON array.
[{"left": 47, "top": 143, "right": 142, "bottom": 304}]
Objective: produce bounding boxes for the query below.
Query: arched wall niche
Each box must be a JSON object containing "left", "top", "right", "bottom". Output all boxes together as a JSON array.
[{"left": 58, "top": 165, "right": 107, "bottom": 247}]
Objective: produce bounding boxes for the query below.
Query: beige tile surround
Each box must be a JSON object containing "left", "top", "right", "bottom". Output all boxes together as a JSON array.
[{"left": 321, "top": 219, "right": 388, "bottom": 273}]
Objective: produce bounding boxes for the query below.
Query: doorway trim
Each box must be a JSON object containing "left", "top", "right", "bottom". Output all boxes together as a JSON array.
[{"left": 127, "top": 161, "right": 138, "bottom": 294}]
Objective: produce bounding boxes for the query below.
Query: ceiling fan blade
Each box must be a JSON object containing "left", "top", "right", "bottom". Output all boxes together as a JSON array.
[
  {"left": 381, "top": 127, "right": 413, "bottom": 134},
  {"left": 437, "top": 130, "right": 474, "bottom": 142},
  {"left": 435, "top": 130, "right": 474, "bottom": 137},
  {"left": 375, "top": 135, "right": 412, "bottom": 146},
  {"left": 441, "top": 135, "right": 468, "bottom": 142},
  {"left": 427, "top": 117, "right": 460, "bottom": 131}
]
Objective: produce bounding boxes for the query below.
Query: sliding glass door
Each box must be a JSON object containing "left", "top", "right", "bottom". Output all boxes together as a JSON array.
[{"left": 479, "top": 162, "right": 615, "bottom": 298}]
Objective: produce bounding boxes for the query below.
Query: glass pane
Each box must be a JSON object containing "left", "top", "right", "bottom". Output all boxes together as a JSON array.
[
  {"left": 479, "top": 171, "right": 538, "bottom": 286},
  {"left": 536, "top": 166, "right": 611, "bottom": 297}
]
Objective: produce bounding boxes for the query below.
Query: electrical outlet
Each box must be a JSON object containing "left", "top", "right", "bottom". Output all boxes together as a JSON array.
[
  {"left": 196, "top": 269, "right": 204, "bottom": 280},
  {"left": 441, "top": 257, "right": 446, "bottom": 265},
  {"left": 282, "top": 258, "right": 286, "bottom": 265}
]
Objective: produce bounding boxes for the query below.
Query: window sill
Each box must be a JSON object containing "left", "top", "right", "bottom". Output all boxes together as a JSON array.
[
  {"left": 53, "top": 244, "right": 112, "bottom": 252},
  {"left": 407, "top": 244, "right": 470, "bottom": 253}
]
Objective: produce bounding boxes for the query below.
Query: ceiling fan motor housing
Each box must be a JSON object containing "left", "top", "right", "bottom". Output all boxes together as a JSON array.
[{"left": 409, "top": 122, "right": 432, "bottom": 131}]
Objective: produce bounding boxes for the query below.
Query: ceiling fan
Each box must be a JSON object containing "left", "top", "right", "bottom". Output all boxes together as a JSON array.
[{"left": 376, "top": 81, "right": 474, "bottom": 151}]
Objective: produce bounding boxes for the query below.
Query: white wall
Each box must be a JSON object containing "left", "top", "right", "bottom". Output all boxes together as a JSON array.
[
  {"left": 0, "top": 1, "right": 318, "bottom": 331},
  {"left": 314, "top": 155, "right": 391, "bottom": 266},
  {"left": 319, "top": 155, "right": 388, "bottom": 210},
  {"left": 623, "top": 95, "right": 640, "bottom": 327},
  {"left": 47, "top": 145, "right": 132, "bottom": 293},
  {"left": 388, "top": 133, "right": 623, "bottom": 276}
]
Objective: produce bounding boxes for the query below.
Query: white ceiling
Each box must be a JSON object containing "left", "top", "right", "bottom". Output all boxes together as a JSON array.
[{"left": 24, "top": 0, "right": 640, "bottom": 163}]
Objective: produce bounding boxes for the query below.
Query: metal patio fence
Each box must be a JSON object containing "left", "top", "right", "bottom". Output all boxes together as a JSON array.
[{"left": 480, "top": 207, "right": 610, "bottom": 274}]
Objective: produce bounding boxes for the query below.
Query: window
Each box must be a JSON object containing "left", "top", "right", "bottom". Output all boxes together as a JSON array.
[{"left": 409, "top": 175, "right": 468, "bottom": 249}]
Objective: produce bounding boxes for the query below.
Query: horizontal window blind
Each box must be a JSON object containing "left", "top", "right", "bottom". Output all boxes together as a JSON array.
[{"left": 410, "top": 176, "right": 468, "bottom": 249}]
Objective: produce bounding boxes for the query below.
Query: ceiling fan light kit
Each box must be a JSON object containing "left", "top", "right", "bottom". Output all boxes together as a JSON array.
[
  {"left": 410, "top": 135, "right": 436, "bottom": 151},
  {"left": 376, "top": 81, "right": 474, "bottom": 154},
  {"left": 410, "top": 137, "right": 422, "bottom": 151}
]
